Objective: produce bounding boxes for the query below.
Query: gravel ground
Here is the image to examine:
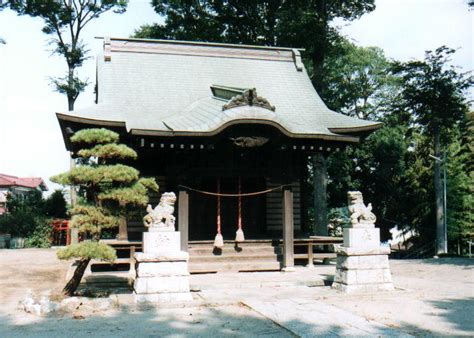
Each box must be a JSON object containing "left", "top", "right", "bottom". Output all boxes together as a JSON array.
[{"left": 0, "top": 248, "right": 472, "bottom": 337}]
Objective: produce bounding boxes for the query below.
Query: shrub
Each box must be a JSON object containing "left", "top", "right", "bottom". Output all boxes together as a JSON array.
[{"left": 25, "top": 218, "right": 53, "bottom": 248}]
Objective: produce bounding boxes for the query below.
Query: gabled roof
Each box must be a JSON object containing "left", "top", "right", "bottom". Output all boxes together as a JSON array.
[
  {"left": 57, "top": 38, "right": 381, "bottom": 143},
  {"left": 0, "top": 174, "right": 48, "bottom": 191}
]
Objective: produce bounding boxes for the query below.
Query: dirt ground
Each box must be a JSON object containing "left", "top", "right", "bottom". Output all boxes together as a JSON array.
[{"left": 0, "top": 248, "right": 473, "bottom": 337}]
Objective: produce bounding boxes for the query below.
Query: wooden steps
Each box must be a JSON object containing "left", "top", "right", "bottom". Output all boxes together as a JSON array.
[{"left": 188, "top": 240, "right": 282, "bottom": 273}]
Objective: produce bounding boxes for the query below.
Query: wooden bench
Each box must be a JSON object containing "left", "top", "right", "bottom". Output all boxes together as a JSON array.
[{"left": 293, "top": 236, "right": 343, "bottom": 267}]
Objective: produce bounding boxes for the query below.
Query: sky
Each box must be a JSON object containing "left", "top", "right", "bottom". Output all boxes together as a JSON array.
[{"left": 0, "top": 0, "right": 472, "bottom": 194}]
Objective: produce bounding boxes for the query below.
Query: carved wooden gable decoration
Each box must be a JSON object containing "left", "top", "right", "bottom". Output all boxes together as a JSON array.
[{"left": 221, "top": 88, "right": 276, "bottom": 112}]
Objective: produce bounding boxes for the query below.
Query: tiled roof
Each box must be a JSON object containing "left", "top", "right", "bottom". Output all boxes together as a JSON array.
[
  {"left": 58, "top": 38, "right": 381, "bottom": 142},
  {"left": 0, "top": 174, "right": 47, "bottom": 190}
]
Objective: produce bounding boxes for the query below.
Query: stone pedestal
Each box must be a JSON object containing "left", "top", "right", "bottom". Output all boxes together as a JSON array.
[
  {"left": 332, "top": 191, "right": 394, "bottom": 293},
  {"left": 332, "top": 245, "right": 394, "bottom": 293},
  {"left": 134, "top": 230, "right": 192, "bottom": 303}
]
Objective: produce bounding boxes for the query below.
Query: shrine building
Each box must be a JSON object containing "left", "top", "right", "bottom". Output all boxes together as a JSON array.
[{"left": 57, "top": 38, "right": 381, "bottom": 272}]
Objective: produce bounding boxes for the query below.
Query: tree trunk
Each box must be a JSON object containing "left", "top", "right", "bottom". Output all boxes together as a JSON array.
[
  {"left": 68, "top": 66, "right": 75, "bottom": 111},
  {"left": 63, "top": 258, "right": 90, "bottom": 296},
  {"left": 434, "top": 129, "right": 445, "bottom": 255},
  {"left": 312, "top": 0, "right": 329, "bottom": 92},
  {"left": 313, "top": 152, "right": 328, "bottom": 236}
]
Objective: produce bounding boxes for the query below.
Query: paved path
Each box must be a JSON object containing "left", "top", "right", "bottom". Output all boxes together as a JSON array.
[{"left": 244, "top": 298, "right": 412, "bottom": 337}]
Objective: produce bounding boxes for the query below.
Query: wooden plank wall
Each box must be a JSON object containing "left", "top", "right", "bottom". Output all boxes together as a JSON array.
[{"left": 266, "top": 179, "right": 301, "bottom": 233}]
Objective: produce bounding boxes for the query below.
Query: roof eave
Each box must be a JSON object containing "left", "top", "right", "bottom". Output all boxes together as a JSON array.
[
  {"left": 57, "top": 113, "right": 364, "bottom": 144},
  {"left": 329, "top": 122, "right": 383, "bottom": 134}
]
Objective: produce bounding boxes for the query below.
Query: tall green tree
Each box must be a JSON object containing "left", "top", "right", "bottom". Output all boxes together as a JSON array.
[
  {"left": 134, "top": 0, "right": 375, "bottom": 91},
  {"left": 51, "top": 128, "right": 158, "bottom": 296},
  {"left": 321, "top": 39, "right": 399, "bottom": 119},
  {"left": 391, "top": 46, "right": 473, "bottom": 254},
  {"left": 446, "top": 113, "right": 474, "bottom": 253},
  {"left": 9, "top": 0, "right": 128, "bottom": 111},
  {"left": 43, "top": 190, "right": 68, "bottom": 219},
  {"left": 312, "top": 39, "right": 407, "bottom": 239}
]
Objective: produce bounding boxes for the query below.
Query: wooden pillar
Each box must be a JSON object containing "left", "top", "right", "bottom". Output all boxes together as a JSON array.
[
  {"left": 282, "top": 189, "right": 295, "bottom": 272},
  {"left": 117, "top": 201, "right": 128, "bottom": 241},
  {"left": 117, "top": 217, "right": 128, "bottom": 241},
  {"left": 313, "top": 152, "right": 328, "bottom": 236},
  {"left": 179, "top": 191, "right": 189, "bottom": 252}
]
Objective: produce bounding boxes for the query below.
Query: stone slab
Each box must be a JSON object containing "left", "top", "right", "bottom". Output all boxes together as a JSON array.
[
  {"left": 143, "top": 231, "right": 181, "bottom": 254},
  {"left": 343, "top": 227, "right": 380, "bottom": 248},
  {"left": 332, "top": 282, "right": 394, "bottom": 293},
  {"left": 134, "top": 275, "right": 190, "bottom": 294},
  {"left": 335, "top": 245, "right": 391, "bottom": 256},
  {"left": 350, "top": 222, "right": 375, "bottom": 228},
  {"left": 336, "top": 255, "right": 390, "bottom": 270},
  {"left": 134, "top": 292, "right": 193, "bottom": 303},
  {"left": 137, "top": 261, "right": 189, "bottom": 277},
  {"left": 333, "top": 267, "right": 393, "bottom": 284},
  {"left": 135, "top": 251, "right": 189, "bottom": 262},
  {"left": 243, "top": 298, "right": 407, "bottom": 337},
  {"left": 149, "top": 226, "right": 175, "bottom": 232}
]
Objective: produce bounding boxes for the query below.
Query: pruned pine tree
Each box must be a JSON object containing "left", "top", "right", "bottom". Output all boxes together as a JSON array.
[{"left": 51, "top": 128, "right": 158, "bottom": 296}]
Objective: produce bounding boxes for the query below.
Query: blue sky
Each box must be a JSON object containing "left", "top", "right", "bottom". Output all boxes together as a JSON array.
[{"left": 0, "top": 0, "right": 472, "bottom": 193}]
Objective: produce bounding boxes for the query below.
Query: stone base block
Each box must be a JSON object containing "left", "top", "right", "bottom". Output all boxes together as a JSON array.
[
  {"left": 343, "top": 228, "right": 380, "bottom": 248},
  {"left": 332, "top": 282, "right": 394, "bottom": 293},
  {"left": 135, "top": 292, "right": 193, "bottom": 303},
  {"left": 332, "top": 249, "right": 394, "bottom": 293},
  {"left": 334, "top": 267, "right": 392, "bottom": 284},
  {"left": 137, "top": 261, "right": 189, "bottom": 277},
  {"left": 135, "top": 251, "right": 188, "bottom": 262},
  {"left": 143, "top": 231, "right": 181, "bottom": 255},
  {"left": 134, "top": 275, "right": 190, "bottom": 294},
  {"left": 335, "top": 245, "right": 390, "bottom": 256},
  {"left": 336, "top": 254, "right": 390, "bottom": 270}
]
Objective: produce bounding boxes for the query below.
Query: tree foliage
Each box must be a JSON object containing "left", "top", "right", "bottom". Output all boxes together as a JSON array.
[
  {"left": 390, "top": 46, "right": 472, "bottom": 253},
  {"left": 8, "top": 0, "right": 128, "bottom": 110},
  {"left": 0, "top": 190, "right": 67, "bottom": 247},
  {"left": 0, "top": 3, "right": 6, "bottom": 44},
  {"left": 391, "top": 47, "right": 472, "bottom": 139},
  {"left": 43, "top": 190, "right": 68, "bottom": 218},
  {"left": 51, "top": 128, "right": 158, "bottom": 295},
  {"left": 321, "top": 40, "right": 399, "bottom": 119}
]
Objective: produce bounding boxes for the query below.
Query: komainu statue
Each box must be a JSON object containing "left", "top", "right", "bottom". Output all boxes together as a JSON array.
[
  {"left": 143, "top": 192, "right": 177, "bottom": 231},
  {"left": 347, "top": 191, "right": 376, "bottom": 227}
]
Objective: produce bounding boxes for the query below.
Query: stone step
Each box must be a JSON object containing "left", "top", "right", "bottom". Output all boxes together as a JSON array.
[
  {"left": 90, "top": 258, "right": 131, "bottom": 265},
  {"left": 188, "top": 246, "right": 282, "bottom": 255},
  {"left": 189, "top": 261, "right": 282, "bottom": 273},
  {"left": 83, "top": 271, "right": 132, "bottom": 285},
  {"left": 189, "top": 240, "right": 281, "bottom": 247},
  {"left": 189, "top": 254, "right": 281, "bottom": 263}
]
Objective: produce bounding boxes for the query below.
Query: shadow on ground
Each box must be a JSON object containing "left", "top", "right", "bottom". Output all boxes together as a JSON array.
[
  {"left": 0, "top": 301, "right": 409, "bottom": 337},
  {"left": 420, "top": 257, "right": 474, "bottom": 268},
  {"left": 428, "top": 297, "right": 474, "bottom": 333},
  {"left": 4, "top": 297, "right": 474, "bottom": 337}
]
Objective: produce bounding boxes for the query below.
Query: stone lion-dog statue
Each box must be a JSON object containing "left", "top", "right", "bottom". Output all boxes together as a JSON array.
[
  {"left": 143, "top": 192, "right": 177, "bottom": 231},
  {"left": 347, "top": 191, "right": 376, "bottom": 227}
]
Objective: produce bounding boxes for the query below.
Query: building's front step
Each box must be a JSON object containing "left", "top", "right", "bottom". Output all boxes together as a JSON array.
[
  {"left": 190, "top": 261, "right": 282, "bottom": 274},
  {"left": 188, "top": 240, "right": 282, "bottom": 273}
]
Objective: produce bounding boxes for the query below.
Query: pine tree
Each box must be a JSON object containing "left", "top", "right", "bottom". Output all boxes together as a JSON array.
[{"left": 51, "top": 128, "right": 158, "bottom": 296}]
